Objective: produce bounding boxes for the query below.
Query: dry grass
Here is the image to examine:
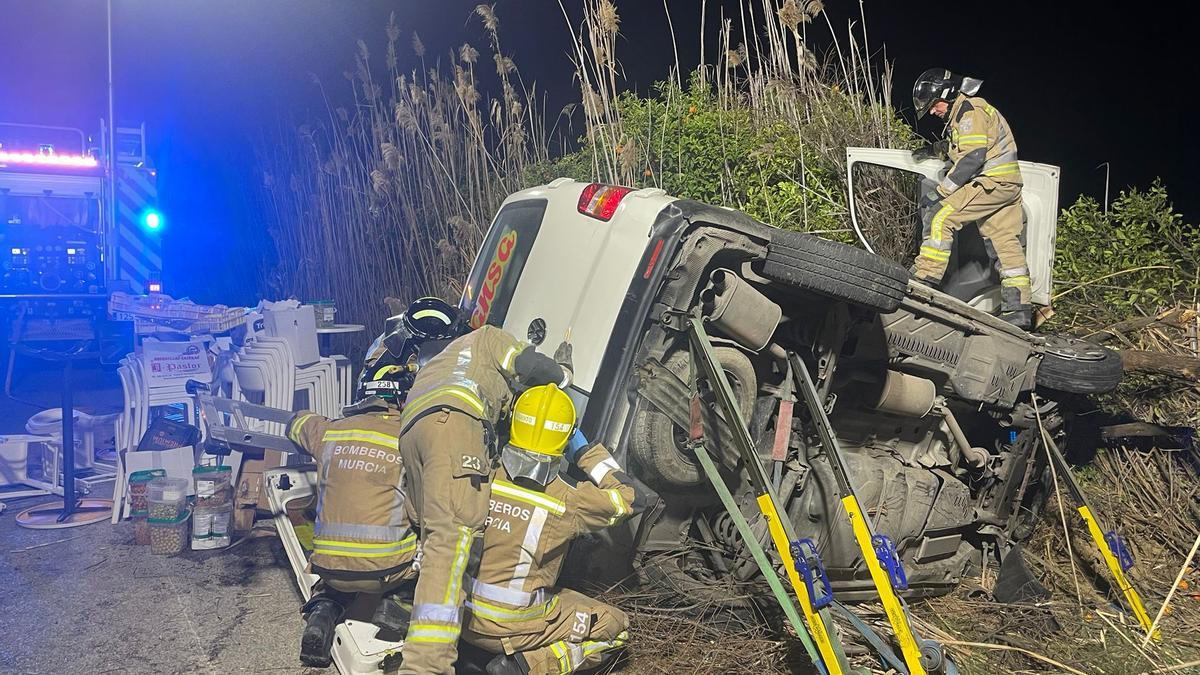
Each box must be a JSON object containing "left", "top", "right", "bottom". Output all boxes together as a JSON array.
[
  {"left": 598, "top": 588, "right": 794, "bottom": 675},
  {"left": 561, "top": 0, "right": 918, "bottom": 249},
  {"left": 257, "top": 10, "right": 556, "bottom": 343},
  {"left": 913, "top": 444, "right": 1200, "bottom": 675}
]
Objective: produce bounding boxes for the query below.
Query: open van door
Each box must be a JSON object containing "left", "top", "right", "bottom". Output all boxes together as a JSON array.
[{"left": 846, "top": 147, "right": 1060, "bottom": 308}]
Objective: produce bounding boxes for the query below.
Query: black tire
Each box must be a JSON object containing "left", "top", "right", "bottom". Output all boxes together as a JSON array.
[
  {"left": 760, "top": 229, "right": 909, "bottom": 313},
  {"left": 629, "top": 347, "right": 757, "bottom": 489},
  {"left": 1036, "top": 335, "right": 1124, "bottom": 394}
]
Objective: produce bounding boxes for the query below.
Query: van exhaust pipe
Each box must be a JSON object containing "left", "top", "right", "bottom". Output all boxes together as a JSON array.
[{"left": 700, "top": 269, "right": 782, "bottom": 352}]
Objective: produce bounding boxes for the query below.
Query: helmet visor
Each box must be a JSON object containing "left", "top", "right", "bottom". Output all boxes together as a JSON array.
[
  {"left": 501, "top": 446, "right": 562, "bottom": 486},
  {"left": 913, "top": 80, "right": 937, "bottom": 119}
]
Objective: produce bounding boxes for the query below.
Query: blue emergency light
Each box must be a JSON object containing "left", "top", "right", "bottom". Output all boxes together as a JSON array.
[{"left": 141, "top": 209, "right": 163, "bottom": 231}]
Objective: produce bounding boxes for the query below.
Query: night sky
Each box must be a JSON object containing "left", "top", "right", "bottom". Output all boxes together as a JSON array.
[{"left": 1, "top": 0, "right": 1191, "bottom": 305}]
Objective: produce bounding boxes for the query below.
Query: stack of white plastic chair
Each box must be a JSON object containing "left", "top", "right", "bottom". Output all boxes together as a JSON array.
[
  {"left": 232, "top": 337, "right": 294, "bottom": 436},
  {"left": 234, "top": 338, "right": 348, "bottom": 421}
]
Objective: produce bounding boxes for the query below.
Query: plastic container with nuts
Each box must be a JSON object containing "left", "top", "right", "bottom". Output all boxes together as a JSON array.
[
  {"left": 148, "top": 477, "right": 189, "bottom": 521},
  {"left": 193, "top": 465, "right": 233, "bottom": 508},
  {"left": 128, "top": 469, "right": 167, "bottom": 515},
  {"left": 192, "top": 504, "right": 233, "bottom": 550},
  {"left": 149, "top": 508, "right": 191, "bottom": 555}
]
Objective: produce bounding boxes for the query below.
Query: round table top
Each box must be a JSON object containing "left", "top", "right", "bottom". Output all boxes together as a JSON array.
[{"left": 315, "top": 323, "right": 366, "bottom": 334}]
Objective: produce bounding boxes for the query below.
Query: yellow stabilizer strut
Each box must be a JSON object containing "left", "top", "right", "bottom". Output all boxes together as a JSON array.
[
  {"left": 842, "top": 495, "right": 927, "bottom": 675},
  {"left": 757, "top": 494, "right": 845, "bottom": 675},
  {"left": 1034, "top": 394, "right": 1160, "bottom": 641},
  {"left": 1078, "top": 505, "right": 1159, "bottom": 640}
]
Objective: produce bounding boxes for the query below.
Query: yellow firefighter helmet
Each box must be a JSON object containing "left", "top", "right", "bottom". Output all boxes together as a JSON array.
[{"left": 509, "top": 384, "right": 576, "bottom": 456}]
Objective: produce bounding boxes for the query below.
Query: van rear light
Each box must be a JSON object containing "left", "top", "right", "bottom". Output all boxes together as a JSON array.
[{"left": 578, "top": 183, "right": 634, "bottom": 221}]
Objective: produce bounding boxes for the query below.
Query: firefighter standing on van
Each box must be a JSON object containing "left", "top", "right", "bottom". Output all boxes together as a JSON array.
[
  {"left": 911, "top": 68, "right": 1033, "bottom": 329},
  {"left": 287, "top": 297, "right": 461, "bottom": 668},
  {"left": 464, "top": 383, "right": 651, "bottom": 675},
  {"left": 396, "top": 324, "right": 573, "bottom": 674}
]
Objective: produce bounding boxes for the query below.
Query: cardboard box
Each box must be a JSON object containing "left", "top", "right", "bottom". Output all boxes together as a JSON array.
[
  {"left": 264, "top": 305, "right": 319, "bottom": 367},
  {"left": 232, "top": 449, "right": 287, "bottom": 532}
]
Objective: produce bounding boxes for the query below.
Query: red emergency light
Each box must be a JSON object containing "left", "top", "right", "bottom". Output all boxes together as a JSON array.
[{"left": 0, "top": 150, "right": 99, "bottom": 169}]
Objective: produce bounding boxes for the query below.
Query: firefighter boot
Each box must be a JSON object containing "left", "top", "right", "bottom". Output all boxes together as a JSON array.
[
  {"left": 301, "top": 596, "right": 347, "bottom": 667},
  {"left": 909, "top": 266, "right": 942, "bottom": 291},
  {"left": 999, "top": 286, "right": 1032, "bottom": 330},
  {"left": 485, "top": 653, "right": 531, "bottom": 675},
  {"left": 372, "top": 583, "right": 415, "bottom": 641},
  {"left": 999, "top": 306, "right": 1032, "bottom": 330}
]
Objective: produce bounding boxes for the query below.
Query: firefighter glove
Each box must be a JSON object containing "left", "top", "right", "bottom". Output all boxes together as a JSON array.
[
  {"left": 918, "top": 185, "right": 942, "bottom": 210},
  {"left": 565, "top": 428, "right": 589, "bottom": 464},
  {"left": 553, "top": 339, "right": 573, "bottom": 371}
]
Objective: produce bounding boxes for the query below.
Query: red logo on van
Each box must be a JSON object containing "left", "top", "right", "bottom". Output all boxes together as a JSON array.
[{"left": 470, "top": 229, "right": 518, "bottom": 329}]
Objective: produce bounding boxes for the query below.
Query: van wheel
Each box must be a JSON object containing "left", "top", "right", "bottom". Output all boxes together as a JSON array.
[
  {"left": 1036, "top": 336, "right": 1124, "bottom": 394},
  {"left": 630, "top": 348, "right": 757, "bottom": 489},
  {"left": 760, "top": 230, "right": 909, "bottom": 313}
]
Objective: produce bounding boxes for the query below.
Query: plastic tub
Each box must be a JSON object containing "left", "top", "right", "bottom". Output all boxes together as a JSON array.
[
  {"left": 310, "top": 300, "right": 336, "bottom": 328},
  {"left": 148, "top": 477, "right": 189, "bottom": 521},
  {"left": 193, "top": 465, "right": 233, "bottom": 508},
  {"left": 192, "top": 504, "right": 233, "bottom": 550},
  {"left": 132, "top": 514, "right": 151, "bottom": 545},
  {"left": 149, "top": 508, "right": 191, "bottom": 555},
  {"left": 128, "top": 469, "right": 167, "bottom": 514}
]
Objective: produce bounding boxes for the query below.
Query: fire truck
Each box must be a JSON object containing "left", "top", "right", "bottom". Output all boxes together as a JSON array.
[{"left": 0, "top": 122, "right": 161, "bottom": 388}]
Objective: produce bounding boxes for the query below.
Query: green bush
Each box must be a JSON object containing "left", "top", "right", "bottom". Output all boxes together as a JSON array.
[
  {"left": 1053, "top": 181, "right": 1197, "bottom": 327},
  {"left": 533, "top": 78, "right": 917, "bottom": 245}
]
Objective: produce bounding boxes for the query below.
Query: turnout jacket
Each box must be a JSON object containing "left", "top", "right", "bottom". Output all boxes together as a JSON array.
[
  {"left": 937, "top": 93, "right": 1022, "bottom": 198},
  {"left": 287, "top": 410, "right": 415, "bottom": 577},
  {"left": 464, "top": 443, "right": 649, "bottom": 637},
  {"left": 399, "top": 325, "right": 570, "bottom": 430}
]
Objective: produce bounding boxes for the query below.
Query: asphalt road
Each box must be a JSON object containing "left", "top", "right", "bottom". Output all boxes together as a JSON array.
[
  {"left": 0, "top": 361, "right": 321, "bottom": 674},
  {"left": 0, "top": 482, "right": 321, "bottom": 675}
]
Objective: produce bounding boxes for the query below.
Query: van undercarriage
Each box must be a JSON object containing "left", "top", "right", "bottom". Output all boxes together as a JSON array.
[{"left": 594, "top": 208, "right": 1116, "bottom": 605}]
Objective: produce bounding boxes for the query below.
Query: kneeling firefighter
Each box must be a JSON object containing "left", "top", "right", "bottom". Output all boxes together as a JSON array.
[
  {"left": 465, "top": 384, "right": 654, "bottom": 675},
  {"left": 397, "top": 325, "right": 574, "bottom": 674},
  {"left": 287, "top": 297, "right": 460, "bottom": 667}
]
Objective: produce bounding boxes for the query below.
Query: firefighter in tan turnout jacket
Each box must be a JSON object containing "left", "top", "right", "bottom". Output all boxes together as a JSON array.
[
  {"left": 397, "top": 324, "right": 573, "bottom": 674},
  {"left": 466, "top": 383, "right": 651, "bottom": 675},
  {"left": 912, "top": 68, "right": 1033, "bottom": 329},
  {"left": 288, "top": 297, "right": 463, "bottom": 668}
]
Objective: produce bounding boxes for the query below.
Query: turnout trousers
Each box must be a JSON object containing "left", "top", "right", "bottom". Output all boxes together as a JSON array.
[
  {"left": 397, "top": 409, "right": 493, "bottom": 674},
  {"left": 464, "top": 589, "right": 630, "bottom": 675},
  {"left": 914, "top": 176, "right": 1031, "bottom": 308}
]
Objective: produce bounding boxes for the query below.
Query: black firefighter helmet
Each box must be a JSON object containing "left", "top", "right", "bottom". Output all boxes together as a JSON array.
[
  {"left": 912, "top": 68, "right": 983, "bottom": 119},
  {"left": 348, "top": 297, "right": 463, "bottom": 414}
]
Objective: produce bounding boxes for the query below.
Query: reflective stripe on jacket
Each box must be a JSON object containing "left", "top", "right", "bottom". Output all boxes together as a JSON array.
[{"left": 287, "top": 410, "right": 414, "bottom": 575}]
